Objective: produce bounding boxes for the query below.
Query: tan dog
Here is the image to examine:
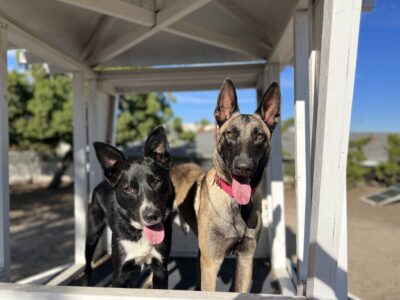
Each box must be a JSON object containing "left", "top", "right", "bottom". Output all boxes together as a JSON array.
[{"left": 171, "top": 78, "right": 281, "bottom": 292}]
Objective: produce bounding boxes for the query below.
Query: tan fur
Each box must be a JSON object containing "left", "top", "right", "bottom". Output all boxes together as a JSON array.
[{"left": 171, "top": 116, "right": 268, "bottom": 292}]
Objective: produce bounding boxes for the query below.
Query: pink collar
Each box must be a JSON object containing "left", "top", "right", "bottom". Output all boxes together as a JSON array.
[{"left": 214, "top": 174, "right": 257, "bottom": 200}]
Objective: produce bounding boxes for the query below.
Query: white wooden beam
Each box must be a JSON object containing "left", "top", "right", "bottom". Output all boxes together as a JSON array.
[
  {"left": 90, "top": 0, "right": 212, "bottom": 65},
  {"left": 0, "top": 16, "right": 94, "bottom": 78},
  {"left": 79, "top": 17, "right": 117, "bottom": 62},
  {"left": 336, "top": 190, "right": 348, "bottom": 300},
  {"left": 97, "top": 63, "right": 264, "bottom": 92},
  {"left": 87, "top": 80, "right": 100, "bottom": 196},
  {"left": 56, "top": 0, "right": 155, "bottom": 27},
  {"left": 264, "top": 63, "right": 287, "bottom": 271},
  {"left": 212, "top": 0, "right": 273, "bottom": 48},
  {"left": 108, "top": 95, "right": 119, "bottom": 146},
  {"left": 47, "top": 264, "right": 85, "bottom": 286},
  {"left": 293, "top": 9, "right": 312, "bottom": 294},
  {"left": 306, "top": 0, "right": 362, "bottom": 298},
  {"left": 0, "top": 23, "right": 10, "bottom": 283},
  {"left": 255, "top": 90, "right": 271, "bottom": 259},
  {"left": 0, "top": 282, "right": 306, "bottom": 299},
  {"left": 268, "top": 19, "right": 293, "bottom": 70},
  {"left": 165, "top": 21, "right": 268, "bottom": 58},
  {"left": 72, "top": 73, "right": 88, "bottom": 264}
]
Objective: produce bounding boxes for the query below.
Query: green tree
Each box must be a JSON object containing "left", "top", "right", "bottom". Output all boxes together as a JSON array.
[
  {"left": 116, "top": 92, "right": 175, "bottom": 146},
  {"left": 8, "top": 65, "right": 72, "bottom": 154},
  {"left": 198, "top": 118, "right": 210, "bottom": 131},
  {"left": 347, "top": 135, "right": 372, "bottom": 187},
  {"left": 172, "top": 116, "right": 183, "bottom": 135},
  {"left": 282, "top": 118, "right": 294, "bottom": 133},
  {"left": 171, "top": 116, "right": 196, "bottom": 142},
  {"left": 376, "top": 134, "right": 400, "bottom": 186},
  {"left": 179, "top": 130, "right": 196, "bottom": 142},
  {"left": 8, "top": 70, "right": 33, "bottom": 148}
]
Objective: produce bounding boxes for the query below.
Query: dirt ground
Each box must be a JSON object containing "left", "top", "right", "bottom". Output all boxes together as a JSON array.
[
  {"left": 9, "top": 183, "right": 400, "bottom": 299},
  {"left": 284, "top": 186, "right": 400, "bottom": 300}
]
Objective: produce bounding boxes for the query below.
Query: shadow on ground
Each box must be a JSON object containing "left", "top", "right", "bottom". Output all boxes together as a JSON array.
[{"left": 10, "top": 183, "right": 74, "bottom": 281}]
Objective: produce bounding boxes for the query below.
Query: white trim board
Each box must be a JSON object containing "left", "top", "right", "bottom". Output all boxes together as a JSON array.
[{"left": 0, "top": 283, "right": 306, "bottom": 300}]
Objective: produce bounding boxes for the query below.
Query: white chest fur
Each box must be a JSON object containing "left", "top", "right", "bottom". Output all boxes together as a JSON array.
[{"left": 119, "top": 237, "right": 163, "bottom": 265}]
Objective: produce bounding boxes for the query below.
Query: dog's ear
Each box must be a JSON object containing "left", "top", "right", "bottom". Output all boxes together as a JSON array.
[
  {"left": 93, "top": 142, "right": 126, "bottom": 184},
  {"left": 214, "top": 78, "right": 239, "bottom": 127},
  {"left": 255, "top": 81, "right": 281, "bottom": 132},
  {"left": 144, "top": 126, "right": 171, "bottom": 169}
]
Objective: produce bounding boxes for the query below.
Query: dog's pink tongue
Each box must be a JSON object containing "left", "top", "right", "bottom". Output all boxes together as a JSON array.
[
  {"left": 143, "top": 223, "right": 164, "bottom": 245},
  {"left": 232, "top": 178, "right": 251, "bottom": 205}
]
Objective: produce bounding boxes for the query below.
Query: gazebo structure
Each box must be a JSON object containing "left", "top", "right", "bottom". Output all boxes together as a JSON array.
[{"left": 0, "top": 0, "right": 374, "bottom": 299}]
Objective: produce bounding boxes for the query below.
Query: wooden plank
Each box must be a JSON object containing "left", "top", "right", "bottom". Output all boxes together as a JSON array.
[
  {"left": 212, "top": 0, "right": 273, "bottom": 48},
  {"left": 0, "top": 16, "right": 94, "bottom": 78},
  {"left": 87, "top": 80, "right": 99, "bottom": 195},
  {"left": 72, "top": 73, "right": 88, "bottom": 264},
  {"left": 108, "top": 95, "right": 119, "bottom": 146},
  {"left": 98, "top": 63, "right": 264, "bottom": 93},
  {"left": 264, "top": 63, "right": 286, "bottom": 271},
  {"left": 274, "top": 268, "right": 297, "bottom": 296},
  {"left": 336, "top": 190, "right": 348, "bottom": 300},
  {"left": 16, "top": 264, "right": 71, "bottom": 285},
  {"left": 56, "top": 0, "right": 155, "bottom": 27},
  {"left": 79, "top": 17, "right": 117, "bottom": 62},
  {"left": 90, "top": 0, "right": 212, "bottom": 64},
  {"left": 0, "top": 23, "right": 10, "bottom": 283},
  {"left": 254, "top": 89, "right": 271, "bottom": 259},
  {"left": 306, "top": 0, "right": 362, "bottom": 298},
  {"left": 47, "top": 264, "right": 84, "bottom": 286},
  {"left": 165, "top": 21, "right": 268, "bottom": 58},
  {"left": 293, "top": 9, "right": 312, "bottom": 293},
  {"left": 0, "top": 282, "right": 306, "bottom": 299}
]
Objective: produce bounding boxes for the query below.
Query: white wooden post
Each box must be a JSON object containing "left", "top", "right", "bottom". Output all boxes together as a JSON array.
[
  {"left": 0, "top": 21, "right": 10, "bottom": 282},
  {"left": 336, "top": 190, "right": 348, "bottom": 300},
  {"left": 88, "top": 80, "right": 101, "bottom": 195},
  {"left": 254, "top": 88, "right": 271, "bottom": 259},
  {"left": 73, "top": 72, "right": 88, "bottom": 264},
  {"left": 264, "top": 63, "right": 287, "bottom": 271},
  {"left": 106, "top": 94, "right": 119, "bottom": 254},
  {"left": 306, "top": 0, "right": 362, "bottom": 298},
  {"left": 109, "top": 94, "right": 119, "bottom": 146},
  {"left": 293, "top": 9, "right": 312, "bottom": 294}
]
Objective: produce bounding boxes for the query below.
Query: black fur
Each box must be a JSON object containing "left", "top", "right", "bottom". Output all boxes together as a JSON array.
[{"left": 84, "top": 126, "right": 174, "bottom": 288}]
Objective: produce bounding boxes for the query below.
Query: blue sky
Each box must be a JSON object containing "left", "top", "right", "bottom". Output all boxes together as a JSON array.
[
  {"left": 172, "top": 0, "right": 400, "bottom": 132},
  {"left": 7, "top": 0, "right": 399, "bottom": 132}
]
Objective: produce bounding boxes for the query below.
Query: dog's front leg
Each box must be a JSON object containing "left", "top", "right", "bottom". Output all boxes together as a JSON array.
[
  {"left": 151, "top": 258, "right": 168, "bottom": 289},
  {"left": 111, "top": 238, "right": 132, "bottom": 288},
  {"left": 199, "top": 251, "right": 223, "bottom": 292},
  {"left": 234, "top": 238, "right": 257, "bottom": 293}
]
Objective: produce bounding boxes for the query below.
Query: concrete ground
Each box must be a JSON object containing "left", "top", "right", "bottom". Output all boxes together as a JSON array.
[{"left": 9, "top": 183, "right": 400, "bottom": 299}]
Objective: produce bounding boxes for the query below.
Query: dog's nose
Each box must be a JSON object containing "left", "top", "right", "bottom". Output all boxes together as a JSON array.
[
  {"left": 234, "top": 161, "right": 252, "bottom": 176},
  {"left": 142, "top": 209, "right": 162, "bottom": 225}
]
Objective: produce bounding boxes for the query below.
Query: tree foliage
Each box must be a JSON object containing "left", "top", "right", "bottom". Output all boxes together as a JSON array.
[
  {"left": 8, "top": 65, "right": 177, "bottom": 152},
  {"left": 171, "top": 116, "right": 196, "bottom": 142},
  {"left": 8, "top": 65, "right": 72, "bottom": 154},
  {"left": 282, "top": 118, "right": 294, "bottom": 133},
  {"left": 347, "top": 135, "right": 372, "bottom": 187},
  {"left": 376, "top": 134, "right": 400, "bottom": 186},
  {"left": 116, "top": 92, "right": 174, "bottom": 146}
]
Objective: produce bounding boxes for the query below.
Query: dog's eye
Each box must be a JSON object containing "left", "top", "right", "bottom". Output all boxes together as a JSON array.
[
  {"left": 124, "top": 187, "right": 136, "bottom": 194},
  {"left": 227, "top": 131, "right": 237, "bottom": 139},
  {"left": 256, "top": 132, "right": 264, "bottom": 141},
  {"left": 152, "top": 179, "right": 162, "bottom": 189}
]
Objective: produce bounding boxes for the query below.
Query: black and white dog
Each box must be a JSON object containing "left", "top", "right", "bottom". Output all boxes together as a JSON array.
[{"left": 84, "top": 126, "right": 174, "bottom": 288}]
